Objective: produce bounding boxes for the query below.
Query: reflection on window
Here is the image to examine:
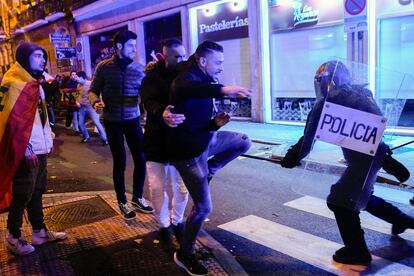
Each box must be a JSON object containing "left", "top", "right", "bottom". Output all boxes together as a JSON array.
[{"left": 270, "top": 25, "right": 346, "bottom": 121}]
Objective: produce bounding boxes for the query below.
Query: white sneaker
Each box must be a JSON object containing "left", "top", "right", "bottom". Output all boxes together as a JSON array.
[
  {"left": 32, "top": 228, "right": 67, "bottom": 245},
  {"left": 7, "top": 234, "right": 35, "bottom": 255}
]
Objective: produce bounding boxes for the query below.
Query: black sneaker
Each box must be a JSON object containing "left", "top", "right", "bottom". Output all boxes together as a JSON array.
[
  {"left": 174, "top": 252, "right": 208, "bottom": 276},
  {"left": 131, "top": 197, "right": 154, "bottom": 214},
  {"left": 81, "top": 137, "right": 90, "bottom": 143},
  {"left": 102, "top": 140, "right": 108, "bottom": 146},
  {"left": 333, "top": 247, "right": 372, "bottom": 265},
  {"left": 172, "top": 223, "right": 184, "bottom": 243},
  {"left": 118, "top": 203, "right": 136, "bottom": 220}
]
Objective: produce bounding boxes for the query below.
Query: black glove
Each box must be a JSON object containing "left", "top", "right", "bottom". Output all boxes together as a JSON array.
[
  {"left": 281, "top": 148, "right": 301, "bottom": 168},
  {"left": 382, "top": 153, "right": 410, "bottom": 183}
]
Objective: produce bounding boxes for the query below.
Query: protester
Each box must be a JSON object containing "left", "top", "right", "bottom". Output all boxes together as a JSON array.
[
  {"left": 169, "top": 40, "right": 252, "bottom": 275},
  {"left": 89, "top": 30, "right": 154, "bottom": 220},
  {"left": 0, "top": 42, "right": 67, "bottom": 255},
  {"left": 141, "top": 38, "right": 189, "bottom": 250},
  {"left": 76, "top": 71, "right": 108, "bottom": 145}
]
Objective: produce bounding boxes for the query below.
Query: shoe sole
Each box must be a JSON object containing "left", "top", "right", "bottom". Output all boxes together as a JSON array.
[
  {"left": 332, "top": 254, "right": 371, "bottom": 265},
  {"left": 174, "top": 252, "right": 207, "bottom": 276},
  {"left": 32, "top": 236, "right": 68, "bottom": 245},
  {"left": 131, "top": 202, "right": 155, "bottom": 214},
  {"left": 7, "top": 243, "right": 35, "bottom": 255}
]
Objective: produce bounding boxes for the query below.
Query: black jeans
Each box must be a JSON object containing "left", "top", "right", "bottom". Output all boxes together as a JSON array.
[
  {"left": 327, "top": 194, "right": 409, "bottom": 254},
  {"left": 7, "top": 155, "right": 48, "bottom": 238},
  {"left": 104, "top": 117, "right": 146, "bottom": 204}
]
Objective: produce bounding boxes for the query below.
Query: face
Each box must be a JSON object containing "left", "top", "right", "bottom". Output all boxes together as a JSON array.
[
  {"left": 29, "top": 49, "right": 46, "bottom": 73},
  {"left": 163, "top": 45, "right": 186, "bottom": 68},
  {"left": 118, "top": 39, "right": 137, "bottom": 60},
  {"left": 70, "top": 71, "right": 77, "bottom": 80},
  {"left": 199, "top": 50, "right": 224, "bottom": 81}
]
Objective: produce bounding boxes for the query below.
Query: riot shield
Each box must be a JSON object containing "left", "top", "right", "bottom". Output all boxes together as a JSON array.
[{"left": 291, "top": 59, "right": 413, "bottom": 211}]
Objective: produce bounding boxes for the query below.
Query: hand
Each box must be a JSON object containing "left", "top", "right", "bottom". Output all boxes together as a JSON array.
[
  {"left": 93, "top": 100, "right": 105, "bottom": 113},
  {"left": 221, "top": 86, "right": 252, "bottom": 99},
  {"left": 25, "top": 153, "right": 39, "bottom": 168},
  {"left": 214, "top": 112, "right": 230, "bottom": 127},
  {"left": 163, "top": 105, "right": 185, "bottom": 128},
  {"left": 76, "top": 102, "right": 81, "bottom": 108},
  {"left": 280, "top": 149, "right": 300, "bottom": 169}
]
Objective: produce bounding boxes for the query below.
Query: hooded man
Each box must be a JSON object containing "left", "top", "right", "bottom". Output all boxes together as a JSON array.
[
  {"left": 281, "top": 60, "right": 414, "bottom": 265},
  {"left": 0, "top": 42, "right": 67, "bottom": 255}
]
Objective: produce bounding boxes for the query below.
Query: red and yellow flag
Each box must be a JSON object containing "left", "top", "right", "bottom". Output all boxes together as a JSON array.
[{"left": 0, "top": 63, "right": 40, "bottom": 213}]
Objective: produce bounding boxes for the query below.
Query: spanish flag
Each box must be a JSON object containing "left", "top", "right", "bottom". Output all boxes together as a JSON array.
[{"left": 0, "top": 62, "right": 40, "bottom": 213}]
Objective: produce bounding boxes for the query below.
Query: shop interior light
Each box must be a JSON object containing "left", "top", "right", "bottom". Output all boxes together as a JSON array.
[
  {"left": 230, "top": 0, "right": 247, "bottom": 12},
  {"left": 203, "top": 4, "right": 217, "bottom": 17}
]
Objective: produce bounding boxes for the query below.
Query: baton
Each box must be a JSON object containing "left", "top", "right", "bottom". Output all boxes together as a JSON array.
[{"left": 390, "top": 140, "right": 414, "bottom": 151}]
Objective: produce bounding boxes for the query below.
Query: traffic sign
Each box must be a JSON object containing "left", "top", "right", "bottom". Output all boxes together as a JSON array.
[
  {"left": 50, "top": 33, "right": 71, "bottom": 44},
  {"left": 345, "top": 0, "right": 366, "bottom": 15},
  {"left": 55, "top": 47, "right": 76, "bottom": 59}
]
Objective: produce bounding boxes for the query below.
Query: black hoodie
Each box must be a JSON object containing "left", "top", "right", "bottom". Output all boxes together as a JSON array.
[{"left": 15, "top": 42, "right": 48, "bottom": 79}]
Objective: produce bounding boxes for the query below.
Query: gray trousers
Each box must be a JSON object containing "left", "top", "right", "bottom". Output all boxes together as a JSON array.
[
  {"left": 7, "top": 155, "right": 48, "bottom": 238},
  {"left": 173, "top": 131, "right": 251, "bottom": 254}
]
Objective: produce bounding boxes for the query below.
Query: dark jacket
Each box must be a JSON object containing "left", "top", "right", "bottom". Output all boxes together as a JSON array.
[
  {"left": 141, "top": 60, "right": 177, "bottom": 162},
  {"left": 168, "top": 56, "right": 223, "bottom": 161},
  {"left": 89, "top": 55, "right": 145, "bottom": 122}
]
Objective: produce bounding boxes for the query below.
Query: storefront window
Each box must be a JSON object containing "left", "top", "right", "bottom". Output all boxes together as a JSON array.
[
  {"left": 268, "top": 0, "right": 345, "bottom": 122},
  {"left": 189, "top": 0, "right": 251, "bottom": 118},
  {"left": 379, "top": 15, "right": 414, "bottom": 127},
  {"left": 143, "top": 13, "right": 182, "bottom": 63},
  {"left": 89, "top": 26, "right": 128, "bottom": 71}
]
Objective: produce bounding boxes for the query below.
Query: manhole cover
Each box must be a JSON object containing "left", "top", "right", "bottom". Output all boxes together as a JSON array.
[{"left": 44, "top": 196, "right": 117, "bottom": 231}]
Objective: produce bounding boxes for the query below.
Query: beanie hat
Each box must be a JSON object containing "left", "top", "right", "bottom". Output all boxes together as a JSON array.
[{"left": 15, "top": 42, "right": 48, "bottom": 79}]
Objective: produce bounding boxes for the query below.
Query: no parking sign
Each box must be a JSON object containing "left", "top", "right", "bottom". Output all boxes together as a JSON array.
[{"left": 344, "top": 0, "right": 367, "bottom": 33}]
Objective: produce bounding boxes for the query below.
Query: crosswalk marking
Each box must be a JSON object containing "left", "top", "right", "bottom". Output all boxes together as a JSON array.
[
  {"left": 284, "top": 196, "right": 414, "bottom": 242},
  {"left": 218, "top": 215, "right": 414, "bottom": 275},
  {"left": 374, "top": 185, "right": 414, "bottom": 205}
]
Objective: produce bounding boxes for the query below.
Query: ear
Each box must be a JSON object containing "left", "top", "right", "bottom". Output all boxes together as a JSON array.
[
  {"left": 199, "top": 56, "right": 207, "bottom": 67},
  {"left": 116, "top": 43, "right": 123, "bottom": 50}
]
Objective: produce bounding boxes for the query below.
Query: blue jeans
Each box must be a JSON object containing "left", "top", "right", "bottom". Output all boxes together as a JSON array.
[
  {"left": 173, "top": 131, "right": 251, "bottom": 254},
  {"left": 79, "top": 105, "right": 107, "bottom": 141},
  {"left": 104, "top": 117, "right": 146, "bottom": 204}
]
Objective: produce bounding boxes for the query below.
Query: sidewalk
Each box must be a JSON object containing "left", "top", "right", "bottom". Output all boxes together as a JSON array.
[
  {"left": 222, "top": 121, "right": 414, "bottom": 187},
  {"left": 0, "top": 191, "right": 247, "bottom": 276}
]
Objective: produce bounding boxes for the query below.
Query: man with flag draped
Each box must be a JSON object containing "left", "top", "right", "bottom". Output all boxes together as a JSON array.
[{"left": 0, "top": 42, "right": 66, "bottom": 255}]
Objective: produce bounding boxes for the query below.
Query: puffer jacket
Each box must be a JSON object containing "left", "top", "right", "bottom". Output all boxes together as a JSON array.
[{"left": 89, "top": 55, "right": 145, "bottom": 122}]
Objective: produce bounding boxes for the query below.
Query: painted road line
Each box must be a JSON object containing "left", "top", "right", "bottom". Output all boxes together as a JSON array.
[
  {"left": 218, "top": 215, "right": 414, "bottom": 275},
  {"left": 374, "top": 185, "right": 414, "bottom": 205},
  {"left": 284, "top": 196, "right": 414, "bottom": 242}
]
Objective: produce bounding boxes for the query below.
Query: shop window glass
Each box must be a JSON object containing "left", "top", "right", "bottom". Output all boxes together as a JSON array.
[
  {"left": 270, "top": 25, "right": 346, "bottom": 121},
  {"left": 379, "top": 15, "right": 414, "bottom": 127}
]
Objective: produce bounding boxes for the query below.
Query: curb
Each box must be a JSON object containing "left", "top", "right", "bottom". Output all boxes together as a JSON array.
[{"left": 198, "top": 229, "right": 248, "bottom": 276}]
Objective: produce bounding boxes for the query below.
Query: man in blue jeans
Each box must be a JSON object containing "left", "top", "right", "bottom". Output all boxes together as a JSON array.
[
  {"left": 168, "top": 40, "right": 252, "bottom": 275},
  {"left": 89, "top": 30, "right": 154, "bottom": 220},
  {"left": 75, "top": 71, "right": 108, "bottom": 145}
]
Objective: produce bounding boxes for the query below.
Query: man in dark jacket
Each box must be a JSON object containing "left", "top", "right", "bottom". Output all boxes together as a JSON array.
[
  {"left": 140, "top": 38, "right": 188, "bottom": 250},
  {"left": 281, "top": 60, "right": 414, "bottom": 265},
  {"left": 169, "top": 40, "right": 252, "bottom": 276},
  {"left": 89, "top": 30, "right": 154, "bottom": 220}
]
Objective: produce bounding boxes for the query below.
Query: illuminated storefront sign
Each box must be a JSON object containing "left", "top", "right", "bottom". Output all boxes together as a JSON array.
[
  {"left": 269, "top": 0, "right": 343, "bottom": 33},
  {"left": 196, "top": 0, "right": 248, "bottom": 42},
  {"left": 377, "top": 0, "right": 414, "bottom": 16}
]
